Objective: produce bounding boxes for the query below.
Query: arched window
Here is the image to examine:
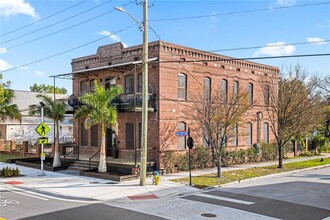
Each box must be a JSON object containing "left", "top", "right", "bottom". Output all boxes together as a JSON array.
[
  {"left": 232, "top": 81, "right": 239, "bottom": 100},
  {"left": 178, "top": 73, "right": 187, "bottom": 100},
  {"left": 264, "top": 85, "right": 270, "bottom": 106},
  {"left": 91, "top": 124, "right": 98, "bottom": 147},
  {"left": 80, "top": 80, "right": 88, "bottom": 94},
  {"left": 263, "top": 122, "right": 269, "bottom": 143},
  {"left": 177, "top": 121, "right": 186, "bottom": 150},
  {"left": 246, "top": 122, "right": 253, "bottom": 145},
  {"left": 90, "top": 79, "right": 97, "bottom": 92},
  {"left": 232, "top": 124, "right": 238, "bottom": 146},
  {"left": 248, "top": 83, "right": 253, "bottom": 105},
  {"left": 221, "top": 79, "right": 228, "bottom": 103},
  {"left": 204, "top": 77, "right": 211, "bottom": 101},
  {"left": 125, "top": 75, "right": 134, "bottom": 94},
  {"left": 126, "top": 122, "right": 134, "bottom": 150}
]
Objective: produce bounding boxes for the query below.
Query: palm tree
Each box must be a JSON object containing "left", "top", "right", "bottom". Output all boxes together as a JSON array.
[
  {"left": 75, "top": 81, "right": 122, "bottom": 173},
  {"left": 0, "top": 87, "right": 21, "bottom": 122},
  {"left": 29, "top": 94, "right": 67, "bottom": 167}
]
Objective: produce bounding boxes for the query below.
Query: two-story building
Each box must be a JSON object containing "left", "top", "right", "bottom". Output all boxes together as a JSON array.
[{"left": 64, "top": 40, "right": 278, "bottom": 165}]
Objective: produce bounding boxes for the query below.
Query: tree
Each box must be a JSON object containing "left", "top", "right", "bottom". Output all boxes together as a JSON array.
[
  {"left": 30, "top": 83, "right": 67, "bottom": 94},
  {"left": 0, "top": 74, "right": 21, "bottom": 122},
  {"left": 266, "top": 65, "right": 324, "bottom": 168},
  {"left": 29, "top": 94, "right": 67, "bottom": 167},
  {"left": 74, "top": 81, "right": 122, "bottom": 173},
  {"left": 190, "top": 89, "right": 252, "bottom": 177}
]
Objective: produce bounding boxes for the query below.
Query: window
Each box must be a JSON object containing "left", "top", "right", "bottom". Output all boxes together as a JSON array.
[
  {"left": 138, "top": 74, "right": 142, "bottom": 93},
  {"left": 263, "top": 122, "right": 269, "bottom": 143},
  {"left": 105, "top": 77, "right": 116, "bottom": 90},
  {"left": 246, "top": 122, "right": 252, "bottom": 145},
  {"left": 264, "top": 85, "right": 270, "bottom": 106},
  {"left": 233, "top": 81, "right": 239, "bottom": 101},
  {"left": 232, "top": 124, "right": 238, "bottom": 146},
  {"left": 90, "top": 79, "right": 96, "bottom": 92},
  {"left": 221, "top": 79, "right": 228, "bottom": 103},
  {"left": 204, "top": 77, "right": 211, "bottom": 101},
  {"left": 177, "top": 121, "right": 186, "bottom": 150},
  {"left": 80, "top": 121, "right": 88, "bottom": 146},
  {"left": 125, "top": 76, "right": 134, "bottom": 94},
  {"left": 178, "top": 73, "right": 187, "bottom": 100},
  {"left": 202, "top": 126, "right": 209, "bottom": 147},
  {"left": 248, "top": 83, "right": 253, "bottom": 105},
  {"left": 80, "top": 80, "right": 88, "bottom": 94},
  {"left": 126, "top": 123, "right": 134, "bottom": 150},
  {"left": 91, "top": 124, "right": 98, "bottom": 147}
]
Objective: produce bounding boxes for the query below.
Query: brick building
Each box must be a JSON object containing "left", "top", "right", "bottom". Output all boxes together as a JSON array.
[{"left": 68, "top": 41, "right": 278, "bottom": 164}]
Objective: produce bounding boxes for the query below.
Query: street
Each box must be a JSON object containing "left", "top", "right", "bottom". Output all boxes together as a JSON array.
[{"left": 1, "top": 166, "right": 329, "bottom": 220}]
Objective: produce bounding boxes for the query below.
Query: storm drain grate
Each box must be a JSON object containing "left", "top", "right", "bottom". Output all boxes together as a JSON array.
[{"left": 201, "top": 213, "right": 217, "bottom": 218}]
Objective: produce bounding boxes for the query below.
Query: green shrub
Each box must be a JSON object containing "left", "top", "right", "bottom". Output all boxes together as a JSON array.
[
  {"left": 247, "top": 148, "right": 257, "bottom": 162},
  {"left": 300, "top": 151, "right": 315, "bottom": 157},
  {"left": 175, "top": 153, "right": 189, "bottom": 171},
  {"left": 192, "top": 146, "right": 212, "bottom": 168},
  {"left": 260, "top": 143, "right": 277, "bottom": 161},
  {"left": 0, "top": 166, "right": 20, "bottom": 177}
]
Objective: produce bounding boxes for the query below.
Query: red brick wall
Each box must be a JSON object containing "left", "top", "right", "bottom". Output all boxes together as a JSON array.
[{"left": 71, "top": 41, "right": 278, "bottom": 161}]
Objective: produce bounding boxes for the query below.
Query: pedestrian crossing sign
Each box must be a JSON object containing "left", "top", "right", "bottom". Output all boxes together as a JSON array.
[
  {"left": 35, "top": 122, "right": 50, "bottom": 137},
  {"left": 38, "top": 137, "right": 49, "bottom": 144}
]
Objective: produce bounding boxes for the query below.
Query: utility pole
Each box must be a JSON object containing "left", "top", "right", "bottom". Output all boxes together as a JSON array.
[{"left": 140, "top": 0, "right": 149, "bottom": 186}]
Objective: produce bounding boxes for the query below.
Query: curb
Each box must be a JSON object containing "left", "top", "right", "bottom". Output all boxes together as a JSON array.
[{"left": 215, "top": 164, "right": 330, "bottom": 189}]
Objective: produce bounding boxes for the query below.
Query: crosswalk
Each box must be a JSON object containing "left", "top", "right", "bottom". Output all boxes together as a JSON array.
[{"left": 181, "top": 190, "right": 330, "bottom": 220}]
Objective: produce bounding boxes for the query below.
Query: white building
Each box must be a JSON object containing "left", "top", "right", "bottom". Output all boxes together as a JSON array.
[{"left": 0, "top": 90, "right": 73, "bottom": 145}]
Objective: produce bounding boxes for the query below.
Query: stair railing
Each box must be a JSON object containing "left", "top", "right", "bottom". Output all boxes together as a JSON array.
[
  {"left": 89, "top": 149, "right": 100, "bottom": 170},
  {"left": 63, "top": 145, "right": 79, "bottom": 163}
]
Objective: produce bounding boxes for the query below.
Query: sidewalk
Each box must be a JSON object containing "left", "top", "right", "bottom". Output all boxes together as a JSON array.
[{"left": 1, "top": 153, "right": 329, "bottom": 202}]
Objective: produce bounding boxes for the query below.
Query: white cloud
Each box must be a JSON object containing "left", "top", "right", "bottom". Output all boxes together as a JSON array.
[
  {"left": 275, "top": 0, "right": 296, "bottom": 6},
  {"left": 307, "top": 37, "right": 327, "bottom": 45},
  {"left": 0, "top": 0, "right": 38, "bottom": 19},
  {"left": 0, "top": 59, "right": 12, "bottom": 71},
  {"left": 0, "top": 48, "right": 7, "bottom": 54},
  {"left": 98, "top": 30, "right": 128, "bottom": 48},
  {"left": 254, "top": 42, "right": 296, "bottom": 56},
  {"left": 35, "top": 71, "right": 45, "bottom": 76}
]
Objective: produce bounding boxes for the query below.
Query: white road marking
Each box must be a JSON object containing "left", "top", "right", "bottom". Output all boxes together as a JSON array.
[
  {"left": 196, "top": 193, "right": 255, "bottom": 205},
  {"left": 8, "top": 188, "right": 48, "bottom": 201}
]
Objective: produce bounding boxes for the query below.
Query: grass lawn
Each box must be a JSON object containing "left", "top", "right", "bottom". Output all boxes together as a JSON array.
[
  {"left": 171, "top": 157, "right": 330, "bottom": 189},
  {"left": 0, "top": 154, "right": 26, "bottom": 163}
]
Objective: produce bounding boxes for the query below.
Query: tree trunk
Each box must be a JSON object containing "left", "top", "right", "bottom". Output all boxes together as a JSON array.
[
  {"left": 53, "top": 121, "right": 61, "bottom": 167},
  {"left": 98, "top": 123, "right": 107, "bottom": 173},
  {"left": 277, "top": 143, "right": 283, "bottom": 169}
]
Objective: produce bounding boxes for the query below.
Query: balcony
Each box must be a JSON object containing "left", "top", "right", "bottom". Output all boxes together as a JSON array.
[{"left": 112, "top": 93, "right": 156, "bottom": 112}]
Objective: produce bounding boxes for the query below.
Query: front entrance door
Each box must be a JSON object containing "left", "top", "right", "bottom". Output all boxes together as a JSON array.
[{"left": 106, "top": 128, "right": 114, "bottom": 157}]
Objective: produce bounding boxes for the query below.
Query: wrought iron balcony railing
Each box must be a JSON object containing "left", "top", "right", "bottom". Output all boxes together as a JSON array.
[{"left": 112, "top": 93, "right": 156, "bottom": 110}]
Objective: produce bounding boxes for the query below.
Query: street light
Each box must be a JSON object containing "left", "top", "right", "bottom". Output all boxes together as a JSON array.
[{"left": 114, "top": 0, "right": 149, "bottom": 186}]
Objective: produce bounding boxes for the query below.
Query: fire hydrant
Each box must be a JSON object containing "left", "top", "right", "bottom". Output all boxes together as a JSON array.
[{"left": 153, "top": 171, "right": 160, "bottom": 185}]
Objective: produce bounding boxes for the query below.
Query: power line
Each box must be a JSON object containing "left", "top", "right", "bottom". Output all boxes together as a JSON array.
[
  {"left": 1, "top": 24, "right": 137, "bottom": 73},
  {"left": 159, "top": 53, "right": 330, "bottom": 63},
  {"left": 1, "top": 0, "right": 88, "bottom": 37},
  {"left": 150, "top": 1, "right": 330, "bottom": 22},
  {"left": 1, "top": 0, "right": 114, "bottom": 44},
  {"left": 5, "top": 1, "right": 133, "bottom": 51},
  {"left": 209, "top": 40, "right": 330, "bottom": 53}
]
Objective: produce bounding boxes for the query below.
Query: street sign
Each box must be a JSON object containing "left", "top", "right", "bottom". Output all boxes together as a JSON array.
[
  {"left": 40, "top": 153, "right": 45, "bottom": 160},
  {"left": 35, "top": 122, "right": 50, "bottom": 137},
  {"left": 38, "top": 137, "right": 48, "bottom": 144},
  {"left": 176, "top": 131, "right": 188, "bottom": 136}
]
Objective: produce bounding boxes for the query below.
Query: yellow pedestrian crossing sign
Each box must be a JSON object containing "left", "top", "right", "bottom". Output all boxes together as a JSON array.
[
  {"left": 38, "top": 137, "right": 49, "bottom": 144},
  {"left": 35, "top": 122, "right": 50, "bottom": 137}
]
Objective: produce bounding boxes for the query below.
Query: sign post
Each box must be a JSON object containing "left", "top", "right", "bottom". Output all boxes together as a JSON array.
[
  {"left": 35, "top": 103, "right": 50, "bottom": 176},
  {"left": 186, "top": 127, "right": 194, "bottom": 186}
]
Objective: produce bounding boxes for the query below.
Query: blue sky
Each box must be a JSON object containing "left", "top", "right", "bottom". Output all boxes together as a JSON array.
[{"left": 1, "top": 0, "right": 329, "bottom": 93}]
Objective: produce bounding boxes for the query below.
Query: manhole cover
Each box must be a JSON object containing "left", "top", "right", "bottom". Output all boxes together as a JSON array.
[{"left": 201, "top": 213, "right": 217, "bottom": 218}]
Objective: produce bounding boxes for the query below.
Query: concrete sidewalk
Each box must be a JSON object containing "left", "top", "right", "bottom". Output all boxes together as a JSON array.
[{"left": 1, "top": 153, "right": 329, "bottom": 202}]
